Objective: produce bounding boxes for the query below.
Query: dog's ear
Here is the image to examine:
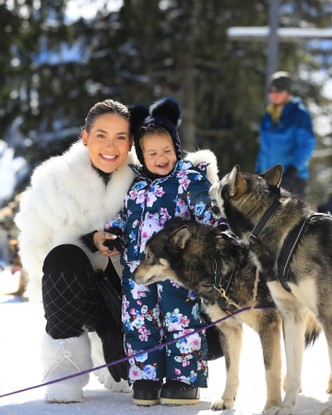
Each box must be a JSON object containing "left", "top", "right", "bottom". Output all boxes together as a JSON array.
[
  {"left": 260, "top": 164, "right": 283, "bottom": 187},
  {"left": 228, "top": 165, "right": 247, "bottom": 197},
  {"left": 169, "top": 225, "right": 191, "bottom": 250},
  {"left": 215, "top": 230, "right": 241, "bottom": 257}
]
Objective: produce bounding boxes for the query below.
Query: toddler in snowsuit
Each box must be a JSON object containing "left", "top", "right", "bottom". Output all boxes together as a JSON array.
[{"left": 105, "top": 97, "right": 227, "bottom": 406}]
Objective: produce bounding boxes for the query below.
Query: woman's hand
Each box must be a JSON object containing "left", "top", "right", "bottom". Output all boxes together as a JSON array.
[{"left": 93, "top": 231, "right": 121, "bottom": 257}]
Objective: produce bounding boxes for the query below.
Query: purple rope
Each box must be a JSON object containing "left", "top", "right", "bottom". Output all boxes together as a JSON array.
[{"left": 0, "top": 305, "right": 274, "bottom": 399}]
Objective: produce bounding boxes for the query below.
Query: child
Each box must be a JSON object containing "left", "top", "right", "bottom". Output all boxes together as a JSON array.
[{"left": 104, "top": 97, "right": 227, "bottom": 406}]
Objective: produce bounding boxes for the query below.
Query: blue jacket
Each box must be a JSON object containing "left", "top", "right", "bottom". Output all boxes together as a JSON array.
[
  {"left": 106, "top": 159, "right": 227, "bottom": 267},
  {"left": 255, "top": 97, "right": 316, "bottom": 179}
]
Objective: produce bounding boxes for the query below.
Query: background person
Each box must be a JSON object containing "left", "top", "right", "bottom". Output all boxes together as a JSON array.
[
  {"left": 255, "top": 71, "right": 316, "bottom": 199},
  {"left": 15, "top": 99, "right": 136, "bottom": 402}
]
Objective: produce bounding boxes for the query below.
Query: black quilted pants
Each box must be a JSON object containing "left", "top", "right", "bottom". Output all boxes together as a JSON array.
[{"left": 42, "top": 244, "right": 127, "bottom": 381}]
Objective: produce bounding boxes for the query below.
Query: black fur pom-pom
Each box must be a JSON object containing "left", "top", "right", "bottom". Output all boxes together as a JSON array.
[
  {"left": 150, "top": 97, "right": 181, "bottom": 127},
  {"left": 129, "top": 104, "right": 149, "bottom": 135}
]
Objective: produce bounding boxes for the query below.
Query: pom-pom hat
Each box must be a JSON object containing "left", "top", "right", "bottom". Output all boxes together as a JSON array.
[{"left": 130, "top": 97, "right": 182, "bottom": 166}]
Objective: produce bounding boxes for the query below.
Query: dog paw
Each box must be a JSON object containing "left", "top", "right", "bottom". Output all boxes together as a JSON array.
[
  {"left": 210, "top": 399, "right": 225, "bottom": 410},
  {"left": 263, "top": 399, "right": 282, "bottom": 412},
  {"left": 210, "top": 398, "right": 235, "bottom": 410}
]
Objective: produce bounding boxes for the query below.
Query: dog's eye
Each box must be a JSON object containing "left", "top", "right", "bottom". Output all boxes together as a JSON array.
[{"left": 146, "top": 252, "right": 153, "bottom": 263}]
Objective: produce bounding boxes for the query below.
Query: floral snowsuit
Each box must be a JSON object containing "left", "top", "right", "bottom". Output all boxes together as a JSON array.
[{"left": 106, "top": 160, "right": 226, "bottom": 386}]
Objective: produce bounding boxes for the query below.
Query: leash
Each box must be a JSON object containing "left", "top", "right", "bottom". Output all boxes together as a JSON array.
[{"left": 0, "top": 304, "right": 275, "bottom": 400}]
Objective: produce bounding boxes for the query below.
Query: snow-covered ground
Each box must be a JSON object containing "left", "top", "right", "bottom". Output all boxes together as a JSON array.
[{"left": 1, "top": 295, "right": 332, "bottom": 415}]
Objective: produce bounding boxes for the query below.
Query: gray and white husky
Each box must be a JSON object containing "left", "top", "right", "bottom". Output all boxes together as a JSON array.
[{"left": 210, "top": 163, "right": 332, "bottom": 415}]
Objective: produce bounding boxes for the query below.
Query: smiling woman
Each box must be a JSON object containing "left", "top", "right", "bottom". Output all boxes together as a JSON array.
[
  {"left": 82, "top": 112, "right": 132, "bottom": 173},
  {"left": 14, "top": 98, "right": 136, "bottom": 403}
]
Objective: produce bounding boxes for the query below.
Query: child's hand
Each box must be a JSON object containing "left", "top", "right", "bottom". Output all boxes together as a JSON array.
[
  {"left": 93, "top": 231, "right": 121, "bottom": 257},
  {"left": 103, "top": 226, "right": 126, "bottom": 253}
]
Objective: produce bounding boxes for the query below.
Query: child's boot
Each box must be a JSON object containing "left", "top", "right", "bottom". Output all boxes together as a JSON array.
[
  {"left": 160, "top": 380, "right": 200, "bottom": 405},
  {"left": 132, "top": 380, "right": 162, "bottom": 406}
]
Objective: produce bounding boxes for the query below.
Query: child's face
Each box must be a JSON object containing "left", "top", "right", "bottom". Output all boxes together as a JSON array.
[{"left": 140, "top": 132, "right": 177, "bottom": 176}]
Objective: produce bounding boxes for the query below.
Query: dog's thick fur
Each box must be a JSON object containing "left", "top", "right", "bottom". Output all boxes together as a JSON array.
[
  {"left": 134, "top": 218, "right": 283, "bottom": 412},
  {"left": 210, "top": 164, "right": 332, "bottom": 415}
]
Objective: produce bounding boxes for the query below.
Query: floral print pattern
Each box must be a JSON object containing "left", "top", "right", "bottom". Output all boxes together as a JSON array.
[{"left": 105, "top": 160, "right": 227, "bottom": 386}]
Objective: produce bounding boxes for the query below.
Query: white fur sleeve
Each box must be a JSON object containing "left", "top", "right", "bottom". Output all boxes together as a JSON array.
[
  {"left": 15, "top": 163, "right": 89, "bottom": 301},
  {"left": 184, "top": 149, "right": 219, "bottom": 184}
]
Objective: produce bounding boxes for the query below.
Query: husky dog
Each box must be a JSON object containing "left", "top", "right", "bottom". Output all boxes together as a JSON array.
[
  {"left": 210, "top": 164, "right": 331, "bottom": 415},
  {"left": 134, "top": 218, "right": 283, "bottom": 412}
]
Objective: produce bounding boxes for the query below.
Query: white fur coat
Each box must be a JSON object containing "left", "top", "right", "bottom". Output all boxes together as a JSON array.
[
  {"left": 15, "top": 141, "right": 137, "bottom": 302},
  {"left": 15, "top": 142, "right": 219, "bottom": 303}
]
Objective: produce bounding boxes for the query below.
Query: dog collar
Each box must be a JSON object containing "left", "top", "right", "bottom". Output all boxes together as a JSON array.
[{"left": 213, "top": 257, "right": 237, "bottom": 292}]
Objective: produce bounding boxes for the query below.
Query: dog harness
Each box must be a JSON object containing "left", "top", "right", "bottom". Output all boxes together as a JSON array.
[
  {"left": 249, "top": 200, "right": 330, "bottom": 292},
  {"left": 277, "top": 212, "right": 331, "bottom": 291},
  {"left": 276, "top": 215, "right": 311, "bottom": 291}
]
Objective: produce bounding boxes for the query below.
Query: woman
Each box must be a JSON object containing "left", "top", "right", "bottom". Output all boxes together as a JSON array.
[{"left": 15, "top": 99, "right": 136, "bottom": 402}]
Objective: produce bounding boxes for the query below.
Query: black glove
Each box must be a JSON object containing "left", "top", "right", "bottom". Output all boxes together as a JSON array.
[
  {"left": 282, "top": 165, "right": 298, "bottom": 191},
  {"left": 95, "top": 319, "right": 128, "bottom": 382},
  {"left": 103, "top": 227, "right": 125, "bottom": 252}
]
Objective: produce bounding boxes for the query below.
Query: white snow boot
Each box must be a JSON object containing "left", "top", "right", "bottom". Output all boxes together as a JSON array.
[{"left": 42, "top": 331, "right": 93, "bottom": 402}]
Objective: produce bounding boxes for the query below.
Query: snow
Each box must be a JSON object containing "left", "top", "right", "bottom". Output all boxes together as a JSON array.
[{"left": 1, "top": 296, "right": 332, "bottom": 415}]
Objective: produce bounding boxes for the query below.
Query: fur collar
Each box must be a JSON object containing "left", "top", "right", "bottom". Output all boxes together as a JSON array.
[{"left": 184, "top": 149, "right": 219, "bottom": 184}]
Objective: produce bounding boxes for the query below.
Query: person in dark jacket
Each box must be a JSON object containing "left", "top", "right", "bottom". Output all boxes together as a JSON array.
[
  {"left": 255, "top": 71, "right": 316, "bottom": 199},
  {"left": 104, "top": 97, "right": 227, "bottom": 407}
]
